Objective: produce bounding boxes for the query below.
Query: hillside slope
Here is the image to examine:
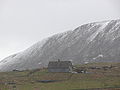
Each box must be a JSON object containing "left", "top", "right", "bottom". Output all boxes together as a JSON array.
[{"left": 0, "top": 19, "right": 120, "bottom": 71}]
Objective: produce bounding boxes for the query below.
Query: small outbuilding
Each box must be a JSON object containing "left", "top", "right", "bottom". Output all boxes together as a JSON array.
[{"left": 48, "top": 60, "right": 73, "bottom": 73}]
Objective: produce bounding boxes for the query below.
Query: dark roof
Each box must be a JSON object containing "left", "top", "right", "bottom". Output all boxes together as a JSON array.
[{"left": 48, "top": 61, "right": 72, "bottom": 69}]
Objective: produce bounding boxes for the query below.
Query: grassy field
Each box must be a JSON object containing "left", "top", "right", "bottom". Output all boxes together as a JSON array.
[{"left": 0, "top": 62, "right": 120, "bottom": 90}]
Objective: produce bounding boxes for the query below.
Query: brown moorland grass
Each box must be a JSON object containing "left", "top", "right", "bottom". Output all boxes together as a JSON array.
[{"left": 0, "top": 62, "right": 120, "bottom": 90}]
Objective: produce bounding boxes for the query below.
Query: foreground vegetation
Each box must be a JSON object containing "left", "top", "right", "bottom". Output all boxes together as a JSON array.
[{"left": 0, "top": 62, "right": 120, "bottom": 90}]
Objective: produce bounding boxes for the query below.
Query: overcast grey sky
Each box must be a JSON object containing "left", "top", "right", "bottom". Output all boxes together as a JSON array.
[{"left": 0, "top": 0, "right": 120, "bottom": 60}]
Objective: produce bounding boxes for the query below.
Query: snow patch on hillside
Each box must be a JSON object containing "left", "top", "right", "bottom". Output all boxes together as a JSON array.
[{"left": 87, "top": 21, "right": 109, "bottom": 42}]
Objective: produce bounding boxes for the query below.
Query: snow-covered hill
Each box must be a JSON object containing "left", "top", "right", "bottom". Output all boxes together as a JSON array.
[{"left": 0, "top": 19, "right": 120, "bottom": 71}]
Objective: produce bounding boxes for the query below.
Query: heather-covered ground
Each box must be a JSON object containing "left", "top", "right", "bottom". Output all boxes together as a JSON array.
[{"left": 0, "top": 62, "right": 120, "bottom": 90}]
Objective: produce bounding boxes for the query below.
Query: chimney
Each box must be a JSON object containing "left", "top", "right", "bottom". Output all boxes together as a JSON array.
[{"left": 58, "top": 59, "right": 60, "bottom": 62}]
